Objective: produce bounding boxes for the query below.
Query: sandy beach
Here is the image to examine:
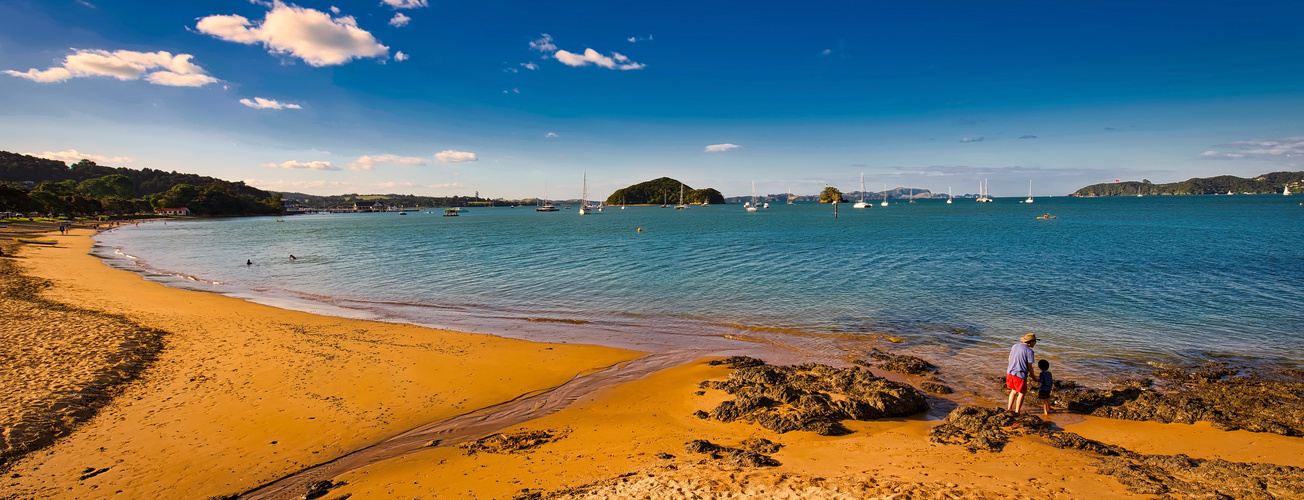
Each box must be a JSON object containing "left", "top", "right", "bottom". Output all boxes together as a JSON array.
[{"left": 2, "top": 225, "right": 1303, "bottom": 499}]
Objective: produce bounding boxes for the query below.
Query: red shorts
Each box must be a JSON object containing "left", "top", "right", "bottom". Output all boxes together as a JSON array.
[{"left": 1006, "top": 374, "right": 1027, "bottom": 393}]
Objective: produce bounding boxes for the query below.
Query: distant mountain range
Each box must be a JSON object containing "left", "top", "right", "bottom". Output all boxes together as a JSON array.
[
  {"left": 724, "top": 187, "right": 970, "bottom": 204},
  {"left": 1071, "top": 171, "right": 1303, "bottom": 197}
]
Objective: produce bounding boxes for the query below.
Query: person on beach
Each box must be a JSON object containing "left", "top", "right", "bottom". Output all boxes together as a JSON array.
[
  {"left": 1037, "top": 359, "right": 1053, "bottom": 415},
  {"left": 1005, "top": 333, "right": 1038, "bottom": 413}
]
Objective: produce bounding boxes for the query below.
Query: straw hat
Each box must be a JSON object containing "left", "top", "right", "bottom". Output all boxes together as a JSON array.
[{"left": 1020, "top": 333, "right": 1038, "bottom": 343}]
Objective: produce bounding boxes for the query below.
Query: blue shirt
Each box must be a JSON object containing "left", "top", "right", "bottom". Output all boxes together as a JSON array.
[
  {"left": 1039, "top": 370, "right": 1053, "bottom": 392},
  {"left": 1007, "top": 343, "right": 1035, "bottom": 378}
]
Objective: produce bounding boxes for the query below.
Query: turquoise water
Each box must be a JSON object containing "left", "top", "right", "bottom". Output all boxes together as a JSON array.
[{"left": 94, "top": 196, "right": 1304, "bottom": 390}]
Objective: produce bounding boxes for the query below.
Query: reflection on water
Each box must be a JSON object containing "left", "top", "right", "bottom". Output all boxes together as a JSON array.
[{"left": 93, "top": 195, "right": 1304, "bottom": 397}]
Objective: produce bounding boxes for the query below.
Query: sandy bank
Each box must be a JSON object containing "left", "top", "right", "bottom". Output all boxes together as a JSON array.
[{"left": 1, "top": 229, "right": 641, "bottom": 499}]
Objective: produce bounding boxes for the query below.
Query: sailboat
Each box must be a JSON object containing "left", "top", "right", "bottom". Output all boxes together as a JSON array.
[
  {"left": 746, "top": 181, "right": 758, "bottom": 212},
  {"left": 946, "top": 186, "right": 953, "bottom": 204},
  {"left": 661, "top": 191, "right": 668, "bottom": 208},
  {"left": 578, "top": 171, "right": 593, "bottom": 215},
  {"left": 908, "top": 187, "right": 915, "bottom": 203},
  {"left": 977, "top": 179, "right": 993, "bottom": 202},
  {"left": 1026, "top": 180, "right": 1034, "bottom": 204},
  {"left": 536, "top": 181, "right": 559, "bottom": 211},
  {"left": 675, "top": 183, "right": 689, "bottom": 209},
  {"left": 787, "top": 188, "right": 794, "bottom": 205},
  {"left": 854, "top": 173, "right": 869, "bottom": 208},
  {"left": 880, "top": 183, "right": 889, "bottom": 206},
  {"left": 1286, "top": 185, "right": 1293, "bottom": 196}
]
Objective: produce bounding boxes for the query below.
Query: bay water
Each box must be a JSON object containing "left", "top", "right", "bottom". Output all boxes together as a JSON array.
[{"left": 93, "top": 195, "right": 1304, "bottom": 394}]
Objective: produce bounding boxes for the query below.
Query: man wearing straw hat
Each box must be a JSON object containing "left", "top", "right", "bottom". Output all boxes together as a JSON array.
[{"left": 1005, "top": 333, "right": 1038, "bottom": 413}]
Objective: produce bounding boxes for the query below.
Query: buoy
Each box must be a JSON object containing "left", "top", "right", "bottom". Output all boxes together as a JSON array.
[{"left": 637, "top": 228, "right": 642, "bottom": 232}]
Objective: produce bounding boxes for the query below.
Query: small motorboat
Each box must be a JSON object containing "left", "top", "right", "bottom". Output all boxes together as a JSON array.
[
  {"left": 15, "top": 238, "right": 57, "bottom": 245},
  {"left": 1036, "top": 214, "right": 1057, "bottom": 220}
]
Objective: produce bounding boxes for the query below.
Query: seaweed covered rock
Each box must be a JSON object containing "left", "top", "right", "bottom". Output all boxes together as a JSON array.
[
  {"left": 930, "top": 406, "right": 1304, "bottom": 497},
  {"left": 1078, "top": 364, "right": 1304, "bottom": 436},
  {"left": 683, "top": 439, "right": 780, "bottom": 467},
  {"left": 858, "top": 348, "right": 937, "bottom": 375},
  {"left": 461, "top": 429, "right": 564, "bottom": 455},
  {"left": 699, "top": 359, "right": 927, "bottom": 435},
  {"left": 927, "top": 406, "right": 1053, "bottom": 453}
]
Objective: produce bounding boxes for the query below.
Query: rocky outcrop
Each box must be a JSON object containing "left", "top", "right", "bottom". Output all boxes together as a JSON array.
[
  {"left": 700, "top": 357, "right": 927, "bottom": 436},
  {"left": 1047, "top": 363, "right": 1304, "bottom": 436},
  {"left": 930, "top": 405, "right": 1304, "bottom": 498}
]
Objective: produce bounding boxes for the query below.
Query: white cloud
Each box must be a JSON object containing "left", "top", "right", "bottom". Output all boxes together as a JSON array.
[
  {"left": 381, "top": 0, "right": 427, "bottom": 8},
  {"left": 348, "top": 154, "right": 426, "bottom": 170},
  {"left": 30, "top": 149, "right": 132, "bottom": 164},
  {"left": 545, "top": 132, "right": 558, "bottom": 138},
  {"left": 76, "top": 0, "right": 96, "bottom": 8},
  {"left": 329, "top": 6, "right": 340, "bottom": 13},
  {"left": 5, "top": 49, "right": 217, "bottom": 86},
  {"left": 704, "top": 143, "right": 740, "bottom": 153},
  {"left": 503, "top": 67, "right": 518, "bottom": 73},
  {"left": 264, "top": 160, "right": 340, "bottom": 171},
  {"left": 389, "top": 13, "right": 410, "bottom": 27},
  {"left": 627, "top": 37, "right": 636, "bottom": 43},
  {"left": 821, "top": 48, "right": 832, "bottom": 55},
  {"left": 196, "top": 3, "right": 389, "bottom": 67},
  {"left": 394, "top": 50, "right": 409, "bottom": 62},
  {"left": 521, "top": 62, "right": 538, "bottom": 70},
  {"left": 1201, "top": 136, "right": 1304, "bottom": 162},
  {"left": 435, "top": 150, "right": 477, "bottom": 162},
  {"left": 529, "top": 33, "right": 556, "bottom": 53},
  {"left": 554, "top": 48, "right": 645, "bottom": 70},
  {"left": 239, "top": 97, "right": 302, "bottom": 109},
  {"left": 959, "top": 137, "right": 985, "bottom": 143}
]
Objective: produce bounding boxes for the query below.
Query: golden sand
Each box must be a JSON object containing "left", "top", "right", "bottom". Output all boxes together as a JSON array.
[
  {"left": 2, "top": 228, "right": 640, "bottom": 499},
  {"left": 4, "top": 225, "right": 1302, "bottom": 499}
]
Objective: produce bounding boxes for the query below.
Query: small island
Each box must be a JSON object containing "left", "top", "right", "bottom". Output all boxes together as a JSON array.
[
  {"left": 1071, "top": 171, "right": 1303, "bottom": 197},
  {"left": 606, "top": 177, "right": 726, "bottom": 205}
]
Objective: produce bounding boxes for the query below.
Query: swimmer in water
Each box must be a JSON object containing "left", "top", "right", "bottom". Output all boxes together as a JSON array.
[
  {"left": 246, "top": 259, "right": 252, "bottom": 266},
  {"left": 289, "top": 254, "right": 296, "bottom": 260}
]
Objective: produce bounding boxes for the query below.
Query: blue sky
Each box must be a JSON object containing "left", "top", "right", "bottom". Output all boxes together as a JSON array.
[{"left": 2, "top": 0, "right": 1302, "bottom": 199}]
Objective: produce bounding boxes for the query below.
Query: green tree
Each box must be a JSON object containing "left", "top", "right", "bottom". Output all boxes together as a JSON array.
[
  {"left": 28, "top": 191, "right": 71, "bottom": 214},
  {"left": 78, "top": 174, "right": 135, "bottom": 199},
  {"left": 35, "top": 179, "right": 79, "bottom": 196},
  {"left": 819, "top": 186, "right": 845, "bottom": 203},
  {"left": 0, "top": 184, "right": 34, "bottom": 212}
]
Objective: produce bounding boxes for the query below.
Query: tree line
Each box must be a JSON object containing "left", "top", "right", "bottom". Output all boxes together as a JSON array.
[
  {"left": 0, "top": 151, "right": 283, "bottom": 216},
  {"left": 1071, "top": 171, "right": 1304, "bottom": 197}
]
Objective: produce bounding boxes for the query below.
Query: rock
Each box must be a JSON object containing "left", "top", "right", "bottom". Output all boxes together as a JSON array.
[
  {"left": 707, "top": 356, "right": 765, "bottom": 369},
  {"left": 1072, "top": 365, "right": 1304, "bottom": 436},
  {"left": 654, "top": 452, "right": 674, "bottom": 459},
  {"left": 927, "top": 406, "right": 1052, "bottom": 453},
  {"left": 461, "top": 429, "right": 565, "bottom": 455},
  {"left": 861, "top": 348, "right": 937, "bottom": 375},
  {"left": 699, "top": 362, "right": 927, "bottom": 435},
  {"left": 692, "top": 410, "right": 709, "bottom": 419},
  {"left": 741, "top": 437, "right": 782, "bottom": 454},
  {"left": 683, "top": 439, "right": 779, "bottom": 468},
  {"left": 919, "top": 379, "right": 953, "bottom": 394},
  {"left": 303, "top": 480, "right": 335, "bottom": 500}
]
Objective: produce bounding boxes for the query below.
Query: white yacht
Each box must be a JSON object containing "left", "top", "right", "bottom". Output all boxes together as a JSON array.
[
  {"left": 854, "top": 173, "right": 869, "bottom": 208},
  {"left": 746, "top": 181, "right": 758, "bottom": 212}
]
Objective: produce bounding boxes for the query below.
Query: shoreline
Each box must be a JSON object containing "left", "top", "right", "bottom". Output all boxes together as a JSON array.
[
  {"left": 3, "top": 224, "right": 1302, "bottom": 498},
  {"left": 2, "top": 227, "right": 643, "bottom": 499}
]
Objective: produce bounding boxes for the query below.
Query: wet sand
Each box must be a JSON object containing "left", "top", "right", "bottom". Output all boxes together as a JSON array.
[{"left": 3, "top": 224, "right": 1303, "bottom": 499}]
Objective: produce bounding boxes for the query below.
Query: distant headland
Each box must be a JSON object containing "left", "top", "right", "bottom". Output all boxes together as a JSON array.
[{"left": 1071, "top": 171, "right": 1303, "bottom": 197}]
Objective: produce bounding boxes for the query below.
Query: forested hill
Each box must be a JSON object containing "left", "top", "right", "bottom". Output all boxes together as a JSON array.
[
  {"left": 0, "top": 151, "right": 282, "bottom": 216},
  {"left": 606, "top": 177, "right": 726, "bottom": 205},
  {"left": 0, "top": 151, "right": 274, "bottom": 199},
  {"left": 1071, "top": 171, "right": 1304, "bottom": 197}
]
